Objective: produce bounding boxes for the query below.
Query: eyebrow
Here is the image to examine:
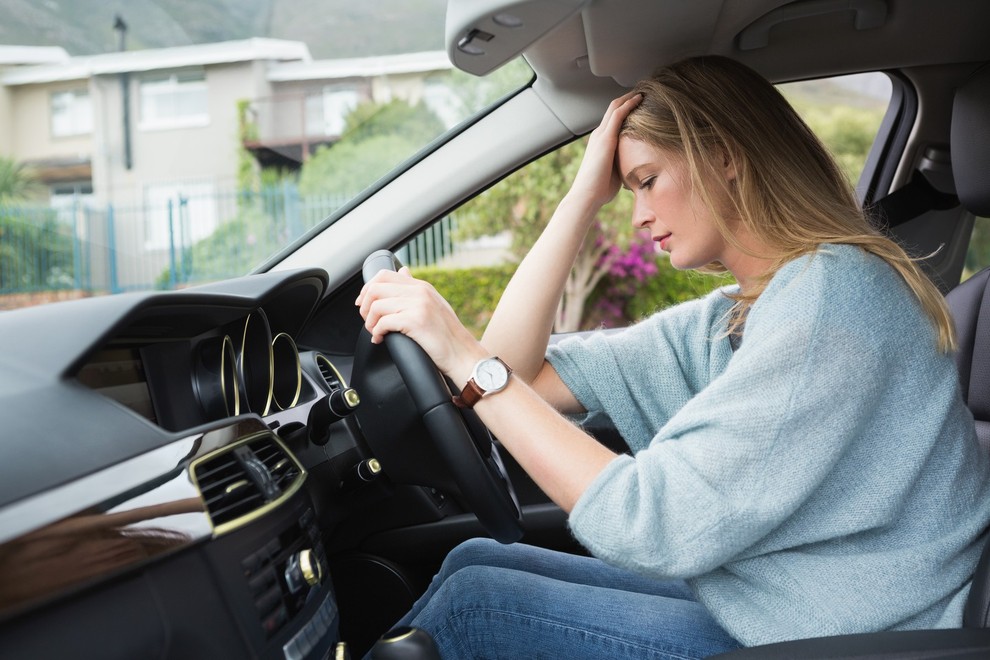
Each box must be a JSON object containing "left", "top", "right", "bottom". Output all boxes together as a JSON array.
[{"left": 621, "top": 164, "right": 650, "bottom": 190}]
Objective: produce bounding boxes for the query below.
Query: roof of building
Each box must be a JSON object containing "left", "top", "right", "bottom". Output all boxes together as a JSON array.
[
  {"left": 266, "top": 50, "right": 453, "bottom": 82},
  {"left": 0, "top": 38, "right": 312, "bottom": 86},
  {"left": 0, "top": 45, "right": 70, "bottom": 66}
]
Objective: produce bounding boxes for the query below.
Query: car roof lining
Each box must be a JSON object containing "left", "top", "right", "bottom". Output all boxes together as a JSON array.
[{"left": 473, "top": 0, "right": 990, "bottom": 133}]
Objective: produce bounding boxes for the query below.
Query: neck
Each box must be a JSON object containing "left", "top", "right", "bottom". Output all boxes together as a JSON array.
[{"left": 721, "top": 231, "right": 776, "bottom": 295}]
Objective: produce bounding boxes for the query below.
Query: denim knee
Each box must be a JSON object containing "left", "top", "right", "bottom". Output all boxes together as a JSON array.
[{"left": 438, "top": 537, "right": 504, "bottom": 580}]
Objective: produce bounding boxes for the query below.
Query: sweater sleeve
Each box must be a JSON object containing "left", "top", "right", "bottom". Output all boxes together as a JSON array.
[
  {"left": 546, "top": 287, "right": 737, "bottom": 452},
  {"left": 567, "top": 247, "right": 923, "bottom": 578}
]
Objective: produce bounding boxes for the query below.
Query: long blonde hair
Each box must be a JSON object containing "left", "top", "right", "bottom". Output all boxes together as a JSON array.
[{"left": 621, "top": 56, "right": 955, "bottom": 352}]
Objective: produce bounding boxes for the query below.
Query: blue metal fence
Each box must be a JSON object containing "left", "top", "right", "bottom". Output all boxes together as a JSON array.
[{"left": 0, "top": 185, "right": 457, "bottom": 296}]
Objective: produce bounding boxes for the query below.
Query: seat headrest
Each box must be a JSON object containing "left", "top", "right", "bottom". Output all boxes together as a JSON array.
[{"left": 951, "top": 64, "right": 990, "bottom": 216}]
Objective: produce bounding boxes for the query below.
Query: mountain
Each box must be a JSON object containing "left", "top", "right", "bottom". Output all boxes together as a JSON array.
[{"left": 0, "top": 0, "right": 448, "bottom": 59}]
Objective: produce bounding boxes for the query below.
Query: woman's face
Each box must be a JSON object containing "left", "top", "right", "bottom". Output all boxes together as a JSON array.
[{"left": 616, "top": 137, "right": 733, "bottom": 272}]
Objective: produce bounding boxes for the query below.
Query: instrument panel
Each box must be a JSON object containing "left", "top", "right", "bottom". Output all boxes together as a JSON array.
[
  {"left": 68, "top": 272, "right": 328, "bottom": 433},
  {"left": 76, "top": 309, "right": 312, "bottom": 430}
]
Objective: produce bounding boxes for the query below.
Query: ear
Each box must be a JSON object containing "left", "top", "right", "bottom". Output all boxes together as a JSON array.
[{"left": 722, "top": 149, "right": 737, "bottom": 182}]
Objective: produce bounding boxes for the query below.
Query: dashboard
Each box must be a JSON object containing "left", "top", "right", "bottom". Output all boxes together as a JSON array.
[{"left": 0, "top": 268, "right": 377, "bottom": 659}]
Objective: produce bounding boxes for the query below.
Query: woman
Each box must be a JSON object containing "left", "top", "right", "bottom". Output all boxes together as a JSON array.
[{"left": 356, "top": 56, "right": 990, "bottom": 658}]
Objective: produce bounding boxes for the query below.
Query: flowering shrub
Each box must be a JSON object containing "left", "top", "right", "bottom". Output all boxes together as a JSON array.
[
  {"left": 592, "top": 234, "right": 659, "bottom": 327},
  {"left": 587, "top": 235, "right": 732, "bottom": 329}
]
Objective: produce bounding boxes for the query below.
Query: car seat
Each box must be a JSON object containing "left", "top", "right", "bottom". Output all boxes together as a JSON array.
[{"left": 946, "top": 61, "right": 990, "bottom": 632}]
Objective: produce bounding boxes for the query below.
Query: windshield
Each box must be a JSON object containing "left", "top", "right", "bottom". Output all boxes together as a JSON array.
[{"left": 0, "top": 2, "right": 532, "bottom": 309}]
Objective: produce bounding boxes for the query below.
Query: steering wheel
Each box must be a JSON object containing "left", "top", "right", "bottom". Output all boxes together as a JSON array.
[{"left": 351, "top": 250, "right": 523, "bottom": 544}]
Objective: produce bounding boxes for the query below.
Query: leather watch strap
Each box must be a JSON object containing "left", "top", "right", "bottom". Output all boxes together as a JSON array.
[{"left": 452, "top": 380, "right": 484, "bottom": 409}]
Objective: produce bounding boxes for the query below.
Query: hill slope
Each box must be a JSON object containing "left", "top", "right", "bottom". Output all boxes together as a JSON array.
[{"left": 0, "top": 0, "right": 447, "bottom": 58}]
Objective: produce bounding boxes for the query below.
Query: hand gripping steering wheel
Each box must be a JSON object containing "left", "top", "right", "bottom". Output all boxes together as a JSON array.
[{"left": 352, "top": 250, "right": 523, "bottom": 544}]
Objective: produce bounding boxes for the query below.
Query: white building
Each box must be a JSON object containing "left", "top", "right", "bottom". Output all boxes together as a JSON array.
[{"left": 0, "top": 40, "right": 455, "bottom": 290}]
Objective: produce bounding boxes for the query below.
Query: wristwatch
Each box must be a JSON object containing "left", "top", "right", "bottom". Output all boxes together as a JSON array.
[{"left": 452, "top": 357, "right": 512, "bottom": 408}]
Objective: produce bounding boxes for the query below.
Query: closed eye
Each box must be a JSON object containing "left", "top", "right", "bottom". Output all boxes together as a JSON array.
[{"left": 639, "top": 176, "right": 656, "bottom": 191}]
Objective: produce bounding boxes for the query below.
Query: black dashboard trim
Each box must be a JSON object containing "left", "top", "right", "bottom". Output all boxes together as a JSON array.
[{"left": 0, "top": 268, "right": 328, "bottom": 509}]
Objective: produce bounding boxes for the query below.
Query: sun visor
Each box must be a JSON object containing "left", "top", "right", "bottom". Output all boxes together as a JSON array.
[{"left": 446, "top": 0, "right": 590, "bottom": 76}]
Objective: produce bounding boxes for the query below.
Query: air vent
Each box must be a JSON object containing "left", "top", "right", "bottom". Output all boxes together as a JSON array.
[
  {"left": 191, "top": 433, "right": 305, "bottom": 535},
  {"left": 315, "top": 354, "right": 344, "bottom": 391}
]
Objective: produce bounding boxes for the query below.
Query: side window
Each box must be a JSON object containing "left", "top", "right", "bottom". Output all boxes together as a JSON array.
[
  {"left": 777, "top": 73, "right": 892, "bottom": 189},
  {"left": 403, "top": 73, "right": 892, "bottom": 336},
  {"left": 964, "top": 219, "right": 990, "bottom": 280}
]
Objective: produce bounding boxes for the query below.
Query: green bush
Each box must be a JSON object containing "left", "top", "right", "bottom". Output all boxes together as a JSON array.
[
  {"left": 413, "top": 259, "right": 732, "bottom": 337},
  {"left": 0, "top": 209, "right": 75, "bottom": 292},
  {"left": 156, "top": 198, "right": 285, "bottom": 288},
  {"left": 621, "top": 260, "right": 733, "bottom": 322},
  {"left": 411, "top": 263, "right": 517, "bottom": 337}
]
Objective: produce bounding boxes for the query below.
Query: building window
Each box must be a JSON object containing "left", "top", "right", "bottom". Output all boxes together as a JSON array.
[
  {"left": 305, "top": 86, "right": 360, "bottom": 137},
  {"left": 51, "top": 89, "right": 93, "bottom": 137},
  {"left": 139, "top": 72, "right": 209, "bottom": 130}
]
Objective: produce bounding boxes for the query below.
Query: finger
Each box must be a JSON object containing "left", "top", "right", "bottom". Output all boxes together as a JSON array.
[
  {"left": 363, "top": 296, "right": 406, "bottom": 342},
  {"left": 366, "top": 297, "right": 433, "bottom": 346},
  {"left": 604, "top": 92, "right": 642, "bottom": 130},
  {"left": 356, "top": 269, "right": 402, "bottom": 305},
  {"left": 598, "top": 91, "right": 641, "bottom": 128},
  {"left": 357, "top": 270, "right": 427, "bottom": 315},
  {"left": 358, "top": 278, "right": 416, "bottom": 318},
  {"left": 612, "top": 90, "right": 642, "bottom": 108}
]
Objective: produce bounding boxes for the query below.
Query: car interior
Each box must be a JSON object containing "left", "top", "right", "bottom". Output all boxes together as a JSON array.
[{"left": 3, "top": 0, "right": 990, "bottom": 658}]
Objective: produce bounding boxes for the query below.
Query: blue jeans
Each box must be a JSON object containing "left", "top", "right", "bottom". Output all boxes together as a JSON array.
[{"left": 393, "top": 538, "right": 741, "bottom": 659}]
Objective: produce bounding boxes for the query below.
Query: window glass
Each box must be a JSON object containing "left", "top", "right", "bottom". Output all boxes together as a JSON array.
[
  {"left": 140, "top": 72, "right": 208, "bottom": 129},
  {"left": 402, "top": 72, "right": 893, "bottom": 337},
  {"left": 422, "top": 81, "right": 465, "bottom": 129},
  {"left": 777, "top": 72, "right": 892, "bottom": 190},
  {"left": 964, "top": 218, "right": 990, "bottom": 280},
  {"left": 0, "top": 57, "right": 532, "bottom": 305},
  {"left": 305, "top": 86, "right": 360, "bottom": 137},
  {"left": 0, "top": 10, "right": 537, "bottom": 309},
  {"left": 143, "top": 183, "right": 218, "bottom": 251},
  {"left": 51, "top": 89, "right": 92, "bottom": 137}
]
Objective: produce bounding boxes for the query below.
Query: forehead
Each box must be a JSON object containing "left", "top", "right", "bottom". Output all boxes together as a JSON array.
[{"left": 616, "top": 137, "right": 680, "bottom": 176}]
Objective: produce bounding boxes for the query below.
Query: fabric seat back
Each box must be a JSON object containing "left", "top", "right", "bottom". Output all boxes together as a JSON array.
[{"left": 944, "top": 62, "right": 990, "bottom": 628}]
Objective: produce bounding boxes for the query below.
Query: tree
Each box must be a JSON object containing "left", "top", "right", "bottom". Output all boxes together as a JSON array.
[
  {"left": 799, "top": 105, "right": 883, "bottom": 183},
  {"left": 0, "top": 160, "right": 72, "bottom": 292},
  {"left": 0, "top": 157, "right": 43, "bottom": 204},
  {"left": 455, "top": 137, "right": 636, "bottom": 332},
  {"left": 781, "top": 85, "right": 886, "bottom": 185},
  {"left": 341, "top": 98, "right": 445, "bottom": 144},
  {"left": 299, "top": 134, "right": 421, "bottom": 197},
  {"left": 299, "top": 99, "right": 445, "bottom": 198},
  {"left": 431, "top": 58, "right": 534, "bottom": 126}
]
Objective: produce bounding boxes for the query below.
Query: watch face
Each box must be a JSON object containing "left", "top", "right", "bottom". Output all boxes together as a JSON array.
[{"left": 475, "top": 358, "right": 509, "bottom": 391}]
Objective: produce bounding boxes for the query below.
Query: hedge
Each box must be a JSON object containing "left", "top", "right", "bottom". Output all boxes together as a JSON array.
[
  {"left": 411, "top": 263, "right": 517, "bottom": 337},
  {"left": 414, "top": 258, "right": 732, "bottom": 337},
  {"left": 609, "top": 261, "right": 734, "bottom": 325}
]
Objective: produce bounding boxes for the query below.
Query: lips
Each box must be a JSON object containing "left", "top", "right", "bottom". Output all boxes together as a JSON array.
[{"left": 655, "top": 233, "right": 672, "bottom": 251}]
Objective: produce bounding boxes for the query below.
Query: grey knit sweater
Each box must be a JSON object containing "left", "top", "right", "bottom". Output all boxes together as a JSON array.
[{"left": 546, "top": 244, "right": 990, "bottom": 646}]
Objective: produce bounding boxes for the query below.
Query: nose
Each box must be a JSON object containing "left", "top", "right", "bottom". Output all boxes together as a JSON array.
[{"left": 631, "top": 197, "right": 653, "bottom": 229}]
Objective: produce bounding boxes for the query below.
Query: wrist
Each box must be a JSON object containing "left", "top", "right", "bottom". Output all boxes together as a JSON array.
[
  {"left": 453, "top": 355, "right": 513, "bottom": 409},
  {"left": 449, "top": 344, "right": 490, "bottom": 393}
]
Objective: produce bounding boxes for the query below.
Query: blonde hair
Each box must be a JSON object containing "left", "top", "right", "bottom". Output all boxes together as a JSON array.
[{"left": 621, "top": 56, "right": 955, "bottom": 352}]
